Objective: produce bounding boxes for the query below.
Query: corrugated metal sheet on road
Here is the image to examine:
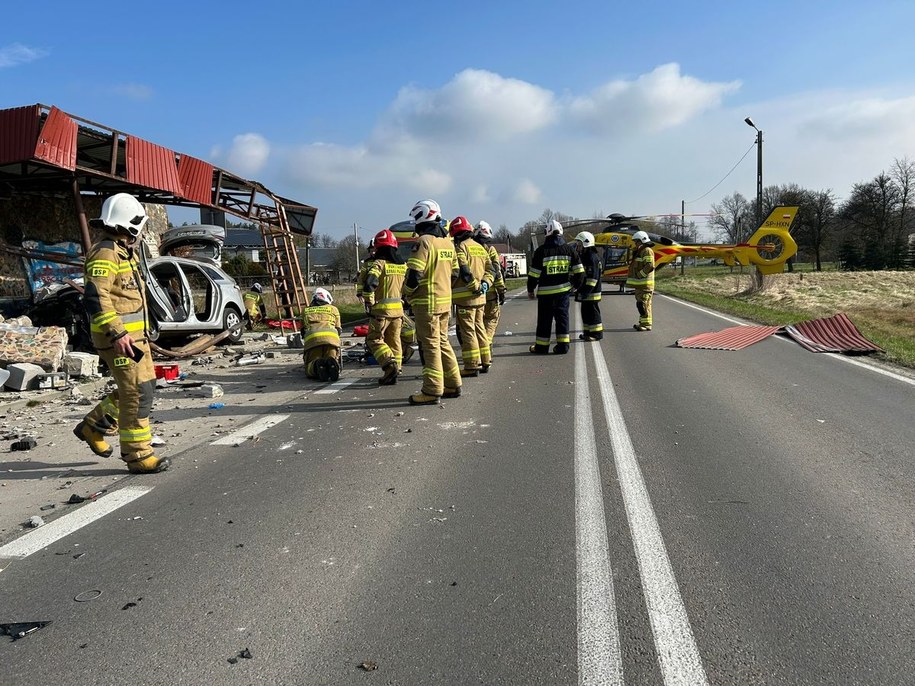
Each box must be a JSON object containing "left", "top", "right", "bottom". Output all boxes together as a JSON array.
[
  {"left": 34, "top": 106, "right": 77, "bottom": 170},
  {"left": 783, "top": 312, "right": 882, "bottom": 354},
  {"left": 677, "top": 325, "right": 782, "bottom": 350}
]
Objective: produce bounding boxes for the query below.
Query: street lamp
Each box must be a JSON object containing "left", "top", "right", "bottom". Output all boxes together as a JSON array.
[{"left": 745, "top": 117, "right": 763, "bottom": 225}]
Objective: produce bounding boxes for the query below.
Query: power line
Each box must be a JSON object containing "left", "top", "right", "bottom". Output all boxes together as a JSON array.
[{"left": 685, "top": 141, "right": 757, "bottom": 205}]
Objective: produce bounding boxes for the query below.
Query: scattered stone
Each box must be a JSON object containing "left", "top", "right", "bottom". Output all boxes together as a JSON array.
[
  {"left": 188, "top": 384, "right": 223, "bottom": 398},
  {"left": 11, "top": 437, "right": 37, "bottom": 451},
  {"left": 359, "top": 661, "right": 378, "bottom": 672},
  {"left": 39, "top": 504, "right": 55, "bottom": 511},
  {"left": 27, "top": 516, "right": 45, "bottom": 528}
]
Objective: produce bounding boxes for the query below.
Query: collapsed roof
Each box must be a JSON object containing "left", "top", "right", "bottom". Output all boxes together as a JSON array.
[{"left": 0, "top": 103, "right": 317, "bottom": 239}]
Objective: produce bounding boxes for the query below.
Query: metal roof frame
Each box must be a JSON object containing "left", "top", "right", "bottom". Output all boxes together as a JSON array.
[{"left": 0, "top": 103, "right": 317, "bottom": 250}]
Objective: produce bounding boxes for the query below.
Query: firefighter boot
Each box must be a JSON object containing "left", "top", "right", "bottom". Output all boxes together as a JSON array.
[
  {"left": 409, "top": 393, "right": 441, "bottom": 406},
  {"left": 460, "top": 368, "right": 479, "bottom": 378},
  {"left": 442, "top": 386, "right": 462, "bottom": 399},
  {"left": 553, "top": 343, "right": 570, "bottom": 354},
  {"left": 73, "top": 421, "right": 113, "bottom": 458},
  {"left": 127, "top": 455, "right": 171, "bottom": 474},
  {"left": 481, "top": 363, "right": 491, "bottom": 373},
  {"left": 379, "top": 362, "right": 398, "bottom": 385},
  {"left": 326, "top": 358, "right": 340, "bottom": 382}
]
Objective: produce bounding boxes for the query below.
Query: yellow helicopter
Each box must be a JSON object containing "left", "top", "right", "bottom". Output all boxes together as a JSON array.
[{"left": 553, "top": 206, "right": 799, "bottom": 288}]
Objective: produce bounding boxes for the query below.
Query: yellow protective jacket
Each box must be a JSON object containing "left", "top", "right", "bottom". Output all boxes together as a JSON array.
[
  {"left": 362, "top": 259, "right": 406, "bottom": 318},
  {"left": 626, "top": 245, "right": 655, "bottom": 290},
  {"left": 83, "top": 232, "right": 149, "bottom": 349},
  {"left": 301, "top": 305, "right": 342, "bottom": 352},
  {"left": 404, "top": 234, "right": 459, "bottom": 315},
  {"left": 452, "top": 237, "right": 493, "bottom": 307},
  {"left": 244, "top": 291, "right": 265, "bottom": 319},
  {"left": 484, "top": 244, "right": 505, "bottom": 302}
]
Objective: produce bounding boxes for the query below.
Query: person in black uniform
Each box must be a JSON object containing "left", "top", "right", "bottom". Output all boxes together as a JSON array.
[
  {"left": 573, "top": 231, "right": 603, "bottom": 341},
  {"left": 527, "top": 220, "right": 584, "bottom": 354}
]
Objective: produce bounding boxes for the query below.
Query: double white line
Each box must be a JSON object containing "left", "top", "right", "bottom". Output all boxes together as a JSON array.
[{"left": 574, "top": 330, "right": 708, "bottom": 685}]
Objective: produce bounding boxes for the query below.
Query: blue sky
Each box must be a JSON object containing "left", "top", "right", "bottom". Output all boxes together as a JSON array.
[{"left": 3, "top": 0, "right": 915, "bottom": 239}]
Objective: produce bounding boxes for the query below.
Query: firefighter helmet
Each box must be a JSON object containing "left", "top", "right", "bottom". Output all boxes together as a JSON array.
[
  {"left": 409, "top": 199, "right": 442, "bottom": 224},
  {"left": 475, "top": 220, "right": 493, "bottom": 241},
  {"left": 251, "top": 282, "right": 264, "bottom": 294},
  {"left": 90, "top": 193, "right": 148, "bottom": 238},
  {"left": 374, "top": 228, "right": 398, "bottom": 249},
  {"left": 574, "top": 231, "right": 595, "bottom": 248},
  {"left": 632, "top": 230, "right": 651, "bottom": 244},
  {"left": 312, "top": 287, "right": 333, "bottom": 305},
  {"left": 449, "top": 215, "right": 474, "bottom": 238},
  {"left": 546, "top": 220, "right": 563, "bottom": 236}
]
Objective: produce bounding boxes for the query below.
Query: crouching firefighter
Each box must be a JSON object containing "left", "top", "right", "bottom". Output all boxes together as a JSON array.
[
  {"left": 73, "top": 193, "right": 169, "bottom": 474},
  {"left": 362, "top": 229, "right": 407, "bottom": 385},
  {"left": 302, "top": 287, "right": 342, "bottom": 381}
]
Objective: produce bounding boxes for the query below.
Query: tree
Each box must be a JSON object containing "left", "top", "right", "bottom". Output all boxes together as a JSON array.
[
  {"left": 311, "top": 232, "right": 337, "bottom": 248},
  {"left": 329, "top": 234, "right": 365, "bottom": 280},
  {"left": 710, "top": 192, "right": 751, "bottom": 243},
  {"left": 493, "top": 224, "right": 514, "bottom": 250},
  {"left": 803, "top": 189, "right": 837, "bottom": 271},
  {"left": 838, "top": 173, "right": 899, "bottom": 270}
]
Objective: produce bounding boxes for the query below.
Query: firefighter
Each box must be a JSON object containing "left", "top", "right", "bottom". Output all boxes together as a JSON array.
[
  {"left": 403, "top": 199, "right": 469, "bottom": 406},
  {"left": 362, "top": 229, "right": 406, "bottom": 385},
  {"left": 72, "top": 193, "right": 169, "bottom": 474},
  {"left": 244, "top": 282, "right": 267, "bottom": 329},
  {"left": 302, "top": 287, "right": 342, "bottom": 381},
  {"left": 450, "top": 216, "right": 493, "bottom": 377},
  {"left": 527, "top": 220, "right": 584, "bottom": 354},
  {"left": 573, "top": 231, "right": 603, "bottom": 341},
  {"left": 475, "top": 220, "right": 506, "bottom": 369},
  {"left": 627, "top": 230, "right": 655, "bottom": 331}
]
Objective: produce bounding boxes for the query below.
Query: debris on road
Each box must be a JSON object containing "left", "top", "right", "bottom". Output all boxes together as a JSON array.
[
  {"left": 358, "top": 661, "right": 378, "bottom": 671},
  {"left": 74, "top": 589, "right": 102, "bottom": 602},
  {"left": 189, "top": 383, "right": 224, "bottom": 398},
  {"left": 228, "top": 647, "right": 254, "bottom": 664},
  {"left": 11, "top": 437, "right": 37, "bottom": 451},
  {"left": 27, "top": 515, "right": 44, "bottom": 528},
  {"left": 67, "top": 493, "right": 86, "bottom": 504},
  {"left": 1, "top": 621, "right": 51, "bottom": 640}
]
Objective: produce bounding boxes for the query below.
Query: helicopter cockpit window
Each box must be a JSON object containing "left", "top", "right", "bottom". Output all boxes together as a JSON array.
[{"left": 603, "top": 246, "right": 629, "bottom": 268}]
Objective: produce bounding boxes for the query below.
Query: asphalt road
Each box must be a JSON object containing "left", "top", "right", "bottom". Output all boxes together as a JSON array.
[{"left": 1, "top": 290, "right": 913, "bottom": 685}]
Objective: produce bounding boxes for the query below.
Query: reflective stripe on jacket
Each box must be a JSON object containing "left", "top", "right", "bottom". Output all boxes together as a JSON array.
[
  {"left": 362, "top": 260, "right": 406, "bottom": 318},
  {"left": 452, "top": 238, "right": 493, "bottom": 306},
  {"left": 528, "top": 236, "right": 584, "bottom": 296},
  {"left": 404, "top": 235, "right": 458, "bottom": 314},
  {"left": 626, "top": 245, "right": 655, "bottom": 289},
  {"left": 579, "top": 248, "right": 603, "bottom": 301},
  {"left": 301, "top": 305, "right": 342, "bottom": 351},
  {"left": 83, "top": 235, "right": 148, "bottom": 348}
]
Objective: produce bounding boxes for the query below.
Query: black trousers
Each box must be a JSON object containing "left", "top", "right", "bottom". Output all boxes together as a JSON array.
[
  {"left": 580, "top": 300, "right": 603, "bottom": 338},
  {"left": 533, "top": 292, "right": 570, "bottom": 351}
]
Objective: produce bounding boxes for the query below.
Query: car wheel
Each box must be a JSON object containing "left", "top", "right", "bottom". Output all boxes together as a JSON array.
[
  {"left": 223, "top": 306, "right": 244, "bottom": 344},
  {"left": 147, "top": 320, "right": 160, "bottom": 342}
]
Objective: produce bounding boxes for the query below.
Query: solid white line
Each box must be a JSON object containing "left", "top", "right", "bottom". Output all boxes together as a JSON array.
[
  {"left": 211, "top": 414, "right": 290, "bottom": 446},
  {"left": 0, "top": 486, "right": 153, "bottom": 560},
  {"left": 662, "top": 294, "right": 915, "bottom": 387},
  {"left": 590, "top": 344, "right": 709, "bottom": 686},
  {"left": 314, "top": 378, "right": 358, "bottom": 395},
  {"left": 574, "top": 328, "right": 624, "bottom": 684}
]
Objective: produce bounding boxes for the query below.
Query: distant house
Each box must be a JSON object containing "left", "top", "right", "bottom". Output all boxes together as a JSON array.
[
  {"left": 297, "top": 247, "right": 338, "bottom": 285},
  {"left": 224, "top": 228, "right": 263, "bottom": 262}
]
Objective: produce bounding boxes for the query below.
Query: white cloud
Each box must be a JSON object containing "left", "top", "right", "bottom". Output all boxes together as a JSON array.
[
  {"left": 222, "top": 133, "right": 270, "bottom": 177},
  {"left": 110, "top": 83, "right": 154, "bottom": 101},
  {"left": 511, "top": 179, "right": 543, "bottom": 205},
  {"left": 382, "top": 68, "right": 557, "bottom": 141},
  {"left": 0, "top": 43, "right": 47, "bottom": 68},
  {"left": 568, "top": 63, "right": 740, "bottom": 135},
  {"left": 798, "top": 95, "right": 915, "bottom": 139}
]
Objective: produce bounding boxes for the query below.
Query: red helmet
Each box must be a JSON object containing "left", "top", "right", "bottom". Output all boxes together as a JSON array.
[
  {"left": 449, "top": 215, "right": 473, "bottom": 238},
  {"left": 373, "top": 228, "right": 398, "bottom": 249}
]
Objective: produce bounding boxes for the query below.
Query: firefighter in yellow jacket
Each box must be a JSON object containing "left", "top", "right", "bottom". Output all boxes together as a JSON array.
[
  {"left": 362, "top": 229, "right": 407, "bottom": 385},
  {"left": 475, "top": 220, "right": 506, "bottom": 365},
  {"left": 73, "top": 193, "right": 169, "bottom": 474},
  {"left": 626, "top": 230, "right": 655, "bottom": 331},
  {"left": 302, "top": 287, "right": 342, "bottom": 380},
  {"left": 449, "top": 216, "right": 493, "bottom": 376},
  {"left": 244, "top": 282, "right": 267, "bottom": 329},
  {"left": 404, "top": 199, "right": 470, "bottom": 406}
]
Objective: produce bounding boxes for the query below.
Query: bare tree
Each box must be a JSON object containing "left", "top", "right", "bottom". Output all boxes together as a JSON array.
[
  {"left": 891, "top": 158, "right": 915, "bottom": 267},
  {"left": 839, "top": 172, "right": 899, "bottom": 269},
  {"left": 805, "top": 189, "right": 837, "bottom": 271},
  {"left": 710, "top": 192, "right": 751, "bottom": 243}
]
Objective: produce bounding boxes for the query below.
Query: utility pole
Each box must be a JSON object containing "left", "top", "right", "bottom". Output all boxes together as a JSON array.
[
  {"left": 353, "top": 222, "right": 359, "bottom": 279},
  {"left": 680, "top": 199, "right": 686, "bottom": 275},
  {"left": 745, "top": 117, "right": 763, "bottom": 224}
]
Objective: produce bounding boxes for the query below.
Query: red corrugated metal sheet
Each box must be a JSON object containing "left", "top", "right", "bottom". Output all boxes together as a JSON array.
[
  {"left": 783, "top": 312, "right": 882, "bottom": 354},
  {"left": 0, "top": 104, "right": 40, "bottom": 165},
  {"left": 677, "top": 325, "right": 782, "bottom": 350},
  {"left": 33, "top": 106, "right": 77, "bottom": 170},
  {"left": 177, "top": 154, "right": 214, "bottom": 205},
  {"left": 126, "top": 137, "right": 183, "bottom": 194}
]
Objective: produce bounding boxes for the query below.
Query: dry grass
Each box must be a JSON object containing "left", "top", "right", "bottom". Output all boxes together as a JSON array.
[{"left": 658, "top": 269, "right": 915, "bottom": 368}]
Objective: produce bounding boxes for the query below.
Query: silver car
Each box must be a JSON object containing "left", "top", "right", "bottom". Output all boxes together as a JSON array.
[{"left": 141, "top": 225, "right": 246, "bottom": 345}]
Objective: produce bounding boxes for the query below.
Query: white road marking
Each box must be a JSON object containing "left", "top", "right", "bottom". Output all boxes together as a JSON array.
[
  {"left": 211, "top": 414, "right": 290, "bottom": 446},
  {"left": 590, "top": 344, "right": 709, "bottom": 686},
  {"left": 574, "top": 330, "right": 624, "bottom": 685},
  {"left": 662, "top": 294, "right": 915, "bottom": 387},
  {"left": 314, "top": 378, "right": 358, "bottom": 394},
  {"left": 0, "top": 486, "right": 153, "bottom": 560}
]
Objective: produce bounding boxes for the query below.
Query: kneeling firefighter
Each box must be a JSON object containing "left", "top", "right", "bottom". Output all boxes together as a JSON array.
[{"left": 302, "top": 287, "right": 342, "bottom": 381}]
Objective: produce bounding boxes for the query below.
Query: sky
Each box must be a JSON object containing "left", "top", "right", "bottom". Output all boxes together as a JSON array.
[{"left": 3, "top": 0, "right": 915, "bottom": 240}]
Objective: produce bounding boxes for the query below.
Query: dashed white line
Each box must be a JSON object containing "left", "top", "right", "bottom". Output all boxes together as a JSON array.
[
  {"left": 314, "top": 378, "right": 359, "bottom": 395},
  {"left": 211, "top": 414, "right": 290, "bottom": 446},
  {"left": 574, "top": 328, "right": 624, "bottom": 685},
  {"left": 590, "top": 344, "right": 709, "bottom": 686},
  {"left": 0, "top": 486, "right": 153, "bottom": 560}
]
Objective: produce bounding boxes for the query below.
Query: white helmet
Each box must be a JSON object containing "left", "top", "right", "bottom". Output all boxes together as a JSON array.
[
  {"left": 91, "top": 193, "right": 148, "bottom": 237},
  {"left": 546, "top": 219, "right": 563, "bottom": 236},
  {"left": 409, "top": 199, "right": 442, "bottom": 224},
  {"left": 475, "top": 220, "right": 493, "bottom": 241},
  {"left": 312, "top": 287, "right": 333, "bottom": 305},
  {"left": 631, "top": 230, "right": 651, "bottom": 244},
  {"left": 251, "top": 282, "right": 264, "bottom": 294},
  {"left": 574, "top": 231, "right": 595, "bottom": 248}
]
